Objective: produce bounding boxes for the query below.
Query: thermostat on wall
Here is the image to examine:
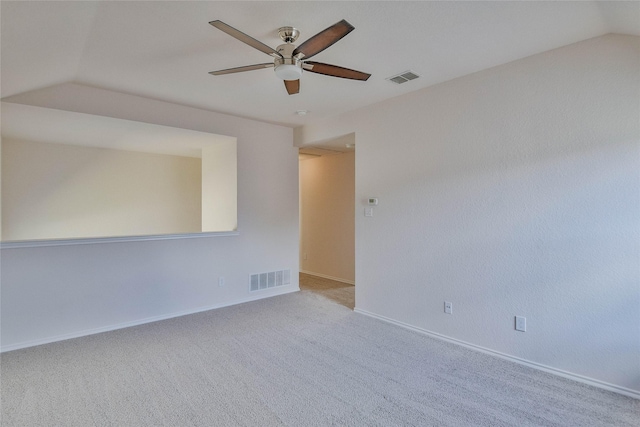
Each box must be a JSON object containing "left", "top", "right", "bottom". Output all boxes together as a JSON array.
[{"left": 368, "top": 198, "right": 378, "bottom": 205}]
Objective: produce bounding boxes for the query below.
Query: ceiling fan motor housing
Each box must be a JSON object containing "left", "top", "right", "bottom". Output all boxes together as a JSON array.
[
  {"left": 274, "top": 43, "right": 303, "bottom": 80},
  {"left": 278, "top": 26, "right": 300, "bottom": 43}
]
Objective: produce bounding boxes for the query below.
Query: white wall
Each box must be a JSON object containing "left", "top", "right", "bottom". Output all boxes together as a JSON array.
[
  {"left": 2, "top": 138, "right": 202, "bottom": 240},
  {"left": 0, "top": 136, "right": 3, "bottom": 241},
  {"left": 299, "top": 152, "right": 355, "bottom": 283},
  {"left": 295, "top": 34, "right": 640, "bottom": 395},
  {"left": 1, "top": 83, "right": 299, "bottom": 350},
  {"left": 201, "top": 142, "right": 237, "bottom": 232}
]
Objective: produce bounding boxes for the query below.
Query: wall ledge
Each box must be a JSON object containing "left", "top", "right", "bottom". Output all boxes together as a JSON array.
[{"left": 0, "top": 231, "right": 240, "bottom": 249}]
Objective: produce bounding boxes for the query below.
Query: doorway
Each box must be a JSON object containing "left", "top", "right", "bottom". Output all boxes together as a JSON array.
[
  {"left": 298, "top": 140, "right": 355, "bottom": 309},
  {"left": 299, "top": 273, "right": 354, "bottom": 309}
]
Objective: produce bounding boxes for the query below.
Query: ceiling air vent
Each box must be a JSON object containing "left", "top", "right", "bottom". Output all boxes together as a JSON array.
[{"left": 387, "top": 70, "right": 420, "bottom": 85}]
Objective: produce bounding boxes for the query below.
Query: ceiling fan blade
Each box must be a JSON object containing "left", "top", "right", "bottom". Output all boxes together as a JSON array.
[
  {"left": 209, "top": 20, "right": 282, "bottom": 59},
  {"left": 209, "top": 63, "right": 274, "bottom": 76},
  {"left": 292, "top": 19, "right": 354, "bottom": 60},
  {"left": 303, "top": 62, "right": 371, "bottom": 81},
  {"left": 284, "top": 79, "right": 300, "bottom": 95}
]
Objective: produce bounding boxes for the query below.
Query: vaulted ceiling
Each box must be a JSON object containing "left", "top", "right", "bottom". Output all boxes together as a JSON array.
[{"left": 1, "top": 1, "right": 638, "bottom": 127}]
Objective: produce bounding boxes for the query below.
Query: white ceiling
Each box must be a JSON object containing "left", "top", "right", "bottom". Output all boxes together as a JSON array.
[{"left": 1, "top": 1, "right": 638, "bottom": 128}]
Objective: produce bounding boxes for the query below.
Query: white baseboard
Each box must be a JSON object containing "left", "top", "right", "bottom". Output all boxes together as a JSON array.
[
  {"left": 1, "top": 286, "right": 299, "bottom": 353},
  {"left": 300, "top": 270, "right": 355, "bottom": 285},
  {"left": 354, "top": 307, "right": 640, "bottom": 400}
]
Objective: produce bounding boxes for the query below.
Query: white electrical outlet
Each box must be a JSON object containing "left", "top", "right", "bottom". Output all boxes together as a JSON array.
[
  {"left": 218, "top": 276, "right": 225, "bottom": 287},
  {"left": 515, "top": 316, "right": 526, "bottom": 332},
  {"left": 303, "top": 253, "right": 308, "bottom": 260},
  {"left": 444, "top": 301, "right": 452, "bottom": 314}
]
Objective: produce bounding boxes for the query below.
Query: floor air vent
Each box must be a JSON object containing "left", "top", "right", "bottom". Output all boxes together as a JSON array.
[
  {"left": 387, "top": 70, "right": 420, "bottom": 84},
  {"left": 250, "top": 269, "right": 291, "bottom": 291}
]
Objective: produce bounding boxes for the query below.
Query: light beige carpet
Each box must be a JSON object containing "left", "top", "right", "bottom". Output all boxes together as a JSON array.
[
  {"left": 299, "top": 272, "right": 354, "bottom": 309},
  {"left": 1, "top": 289, "right": 638, "bottom": 426}
]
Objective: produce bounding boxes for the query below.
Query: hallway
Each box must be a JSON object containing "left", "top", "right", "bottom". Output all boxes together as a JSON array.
[{"left": 299, "top": 273, "right": 354, "bottom": 310}]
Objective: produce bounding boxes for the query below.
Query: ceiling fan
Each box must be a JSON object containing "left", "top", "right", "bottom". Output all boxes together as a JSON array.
[{"left": 209, "top": 19, "right": 371, "bottom": 95}]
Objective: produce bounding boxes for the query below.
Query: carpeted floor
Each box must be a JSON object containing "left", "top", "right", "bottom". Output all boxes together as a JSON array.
[
  {"left": 1, "top": 286, "right": 638, "bottom": 426},
  {"left": 299, "top": 272, "right": 355, "bottom": 309}
]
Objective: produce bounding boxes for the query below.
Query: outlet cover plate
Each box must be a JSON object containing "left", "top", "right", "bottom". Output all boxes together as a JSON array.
[{"left": 444, "top": 301, "right": 452, "bottom": 314}]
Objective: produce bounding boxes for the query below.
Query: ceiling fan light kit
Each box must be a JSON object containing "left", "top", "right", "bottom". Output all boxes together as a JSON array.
[
  {"left": 209, "top": 19, "right": 370, "bottom": 95},
  {"left": 274, "top": 42, "right": 303, "bottom": 80},
  {"left": 274, "top": 64, "right": 302, "bottom": 80}
]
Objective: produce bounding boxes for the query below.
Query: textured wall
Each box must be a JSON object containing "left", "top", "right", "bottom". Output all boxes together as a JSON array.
[
  {"left": 299, "top": 151, "right": 355, "bottom": 283},
  {"left": 296, "top": 34, "right": 640, "bottom": 394},
  {"left": 1, "top": 84, "right": 299, "bottom": 350}
]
